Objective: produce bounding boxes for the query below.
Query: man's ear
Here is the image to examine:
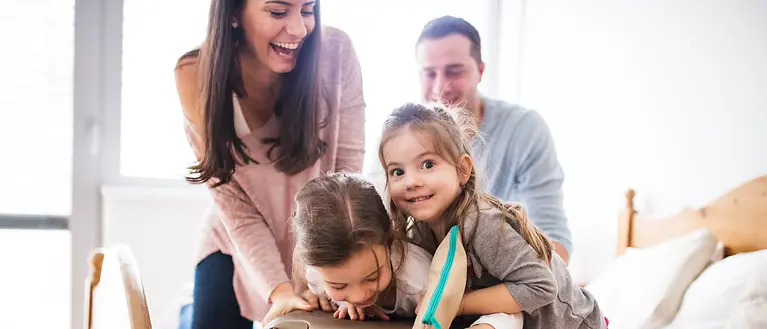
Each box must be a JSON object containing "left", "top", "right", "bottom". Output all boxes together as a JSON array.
[
  {"left": 458, "top": 154, "right": 473, "bottom": 185},
  {"left": 478, "top": 61, "right": 485, "bottom": 82}
]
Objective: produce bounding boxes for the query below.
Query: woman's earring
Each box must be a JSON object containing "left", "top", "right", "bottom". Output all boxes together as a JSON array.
[{"left": 231, "top": 20, "right": 239, "bottom": 28}]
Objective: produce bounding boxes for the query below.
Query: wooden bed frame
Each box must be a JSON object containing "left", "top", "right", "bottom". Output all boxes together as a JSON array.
[
  {"left": 617, "top": 174, "right": 767, "bottom": 257},
  {"left": 84, "top": 244, "right": 152, "bottom": 329}
]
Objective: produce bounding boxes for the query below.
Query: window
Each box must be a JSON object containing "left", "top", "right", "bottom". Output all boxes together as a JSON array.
[
  {"left": 118, "top": 0, "right": 493, "bottom": 180},
  {"left": 0, "top": 3, "right": 74, "bottom": 329},
  {"left": 120, "top": 1, "right": 210, "bottom": 180},
  {"left": 0, "top": 229, "right": 72, "bottom": 329},
  {"left": 0, "top": 0, "right": 74, "bottom": 216}
]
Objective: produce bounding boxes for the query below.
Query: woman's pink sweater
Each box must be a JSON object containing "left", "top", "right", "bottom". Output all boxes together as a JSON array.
[{"left": 181, "top": 26, "right": 365, "bottom": 321}]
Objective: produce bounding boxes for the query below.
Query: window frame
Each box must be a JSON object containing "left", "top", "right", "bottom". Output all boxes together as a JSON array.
[
  {"left": 0, "top": 215, "right": 68, "bottom": 230},
  {"left": 69, "top": 2, "right": 107, "bottom": 329}
]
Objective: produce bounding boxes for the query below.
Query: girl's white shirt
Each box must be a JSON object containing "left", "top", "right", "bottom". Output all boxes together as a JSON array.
[
  {"left": 305, "top": 242, "right": 524, "bottom": 329},
  {"left": 305, "top": 242, "right": 432, "bottom": 318}
]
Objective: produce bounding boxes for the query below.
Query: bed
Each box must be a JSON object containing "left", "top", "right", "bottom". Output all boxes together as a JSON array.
[{"left": 584, "top": 174, "right": 767, "bottom": 329}]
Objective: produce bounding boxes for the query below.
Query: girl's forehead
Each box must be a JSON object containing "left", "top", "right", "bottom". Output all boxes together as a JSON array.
[
  {"left": 383, "top": 128, "right": 440, "bottom": 159},
  {"left": 314, "top": 244, "right": 389, "bottom": 282}
]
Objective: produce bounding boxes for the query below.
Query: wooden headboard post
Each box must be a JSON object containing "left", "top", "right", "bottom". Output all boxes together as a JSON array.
[
  {"left": 614, "top": 175, "right": 767, "bottom": 258},
  {"left": 82, "top": 246, "right": 153, "bottom": 329},
  {"left": 617, "top": 189, "right": 636, "bottom": 256},
  {"left": 84, "top": 251, "right": 104, "bottom": 329}
]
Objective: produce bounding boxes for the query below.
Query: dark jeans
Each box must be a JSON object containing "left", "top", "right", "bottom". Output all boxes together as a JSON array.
[{"left": 190, "top": 251, "right": 253, "bottom": 329}]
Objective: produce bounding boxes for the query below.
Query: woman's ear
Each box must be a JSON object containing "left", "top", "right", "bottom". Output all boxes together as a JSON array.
[{"left": 458, "top": 154, "right": 473, "bottom": 185}]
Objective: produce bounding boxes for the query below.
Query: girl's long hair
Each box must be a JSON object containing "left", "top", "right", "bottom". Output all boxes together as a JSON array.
[
  {"left": 290, "top": 172, "right": 410, "bottom": 296},
  {"left": 378, "top": 102, "right": 553, "bottom": 264}
]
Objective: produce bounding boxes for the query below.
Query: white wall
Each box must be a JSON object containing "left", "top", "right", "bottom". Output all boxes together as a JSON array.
[
  {"left": 101, "top": 185, "right": 211, "bottom": 326},
  {"left": 510, "top": 0, "right": 767, "bottom": 281},
  {"left": 101, "top": 0, "right": 767, "bottom": 322}
]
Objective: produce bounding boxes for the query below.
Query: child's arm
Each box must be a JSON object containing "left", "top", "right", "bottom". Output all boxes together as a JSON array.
[
  {"left": 471, "top": 312, "right": 524, "bottom": 329},
  {"left": 462, "top": 213, "right": 558, "bottom": 315},
  {"left": 460, "top": 284, "right": 522, "bottom": 315}
]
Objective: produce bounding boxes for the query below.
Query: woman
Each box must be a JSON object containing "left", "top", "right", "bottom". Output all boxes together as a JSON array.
[{"left": 174, "top": 0, "right": 365, "bottom": 328}]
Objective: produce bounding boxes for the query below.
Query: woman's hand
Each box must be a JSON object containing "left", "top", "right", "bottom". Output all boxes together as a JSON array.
[
  {"left": 261, "top": 282, "right": 315, "bottom": 327},
  {"left": 333, "top": 303, "right": 390, "bottom": 321}
]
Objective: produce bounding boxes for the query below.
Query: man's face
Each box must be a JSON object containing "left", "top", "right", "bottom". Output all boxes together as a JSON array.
[{"left": 416, "top": 34, "right": 484, "bottom": 108}]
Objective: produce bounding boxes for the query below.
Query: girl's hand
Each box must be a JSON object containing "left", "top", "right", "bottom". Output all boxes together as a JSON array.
[
  {"left": 301, "top": 290, "right": 337, "bottom": 313},
  {"left": 333, "top": 304, "right": 390, "bottom": 321},
  {"left": 261, "top": 283, "right": 315, "bottom": 327}
]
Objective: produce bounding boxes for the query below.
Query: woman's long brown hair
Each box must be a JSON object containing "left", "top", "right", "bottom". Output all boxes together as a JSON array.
[
  {"left": 378, "top": 102, "right": 554, "bottom": 264},
  {"left": 178, "top": 0, "right": 326, "bottom": 187}
]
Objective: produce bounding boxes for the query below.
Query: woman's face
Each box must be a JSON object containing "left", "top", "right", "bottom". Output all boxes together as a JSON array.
[{"left": 238, "top": 0, "right": 316, "bottom": 73}]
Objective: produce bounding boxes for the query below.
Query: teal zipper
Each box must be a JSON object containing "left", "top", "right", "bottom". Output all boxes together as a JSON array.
[{"left": 421, "top": 225, "right": 460, "bottom": 329}]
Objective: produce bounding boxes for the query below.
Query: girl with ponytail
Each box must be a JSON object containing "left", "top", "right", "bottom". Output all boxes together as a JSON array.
[{"left": 378, "top": 102, "right": 607, "bottom": 329}]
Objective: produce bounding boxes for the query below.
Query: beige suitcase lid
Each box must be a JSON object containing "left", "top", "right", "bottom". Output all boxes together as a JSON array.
[
  {"left": 265, "top": 310, "right": 479, "bottom": 329},
  {"left": 265, "top": 311, "right": 412, "bottom": 329}
]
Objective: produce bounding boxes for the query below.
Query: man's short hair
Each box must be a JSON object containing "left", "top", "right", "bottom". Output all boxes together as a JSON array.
[{"left": 416, "top": 15, "right": 483, "bottom": 65}]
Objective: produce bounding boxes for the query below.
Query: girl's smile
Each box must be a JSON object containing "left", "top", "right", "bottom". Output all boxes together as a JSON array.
[
  {"left": 407, "top": 194, "right": 434, "bottom": 203},
  {"left": 383, "top": 127, "right": 465, "bottom": 223}
]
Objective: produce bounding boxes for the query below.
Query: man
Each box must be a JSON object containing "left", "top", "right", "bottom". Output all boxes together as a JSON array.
[{"left": 413, "top": 15, "right": 572, "bottom": 263}]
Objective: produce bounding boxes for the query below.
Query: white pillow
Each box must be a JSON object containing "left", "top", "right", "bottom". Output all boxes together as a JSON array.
[
  {"left": 585, "top": 228, "right": 718, "bottom": 329},
  {"left": 664, "top": 249, "right": 767, "bottom": 329},
  {"left": 726, "top": 266, "right": 767, "bottom": 329}
]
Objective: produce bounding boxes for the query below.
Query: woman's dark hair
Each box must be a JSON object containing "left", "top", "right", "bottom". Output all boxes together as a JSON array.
[
  {"left": 177, "top": 0, "right": 326, "bottom": 187},
  {"left": 378, "top": 102, "right": 554, "bottom": 264},
  {"left": 291, "top": 172, "right": 408, "bottom": 294}
]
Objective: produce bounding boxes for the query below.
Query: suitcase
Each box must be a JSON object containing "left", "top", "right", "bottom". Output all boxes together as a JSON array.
[
  {"left": 265, "top": 311, "right": 477, "bottom": 329},
  {"left": 265, "top": 311, "right": 411, "bottom": 329}
]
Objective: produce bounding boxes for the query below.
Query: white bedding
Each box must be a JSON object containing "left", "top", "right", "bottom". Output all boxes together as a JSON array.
[
  {"left": 586, "top": 228, "right": 718, "bottom": 329},
  {"left": 664, "top": 249, "right": 767, "bottom": 329},
  {"left": 587, "top": 233, "right": 767, "bottom": 329}
]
